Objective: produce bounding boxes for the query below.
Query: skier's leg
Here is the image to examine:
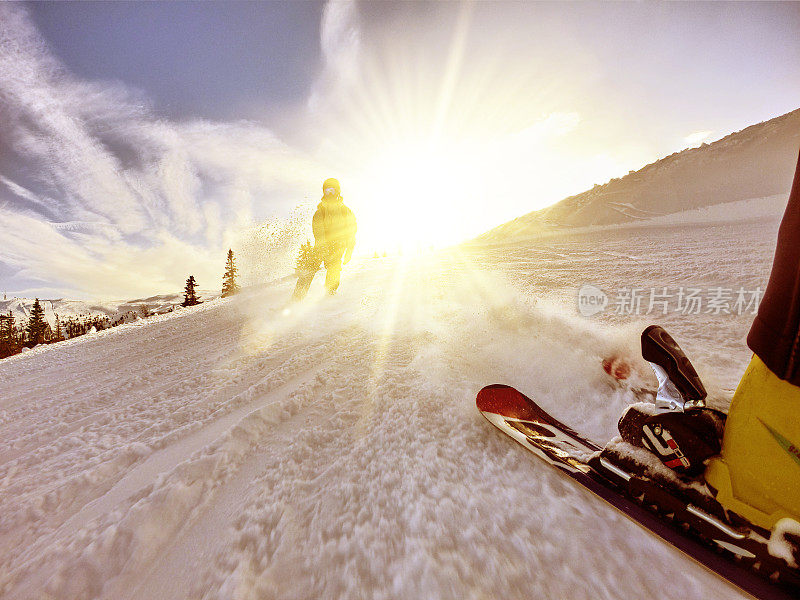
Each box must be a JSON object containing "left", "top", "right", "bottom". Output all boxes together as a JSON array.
[
  {"left": 292, "top": 272, "right": 314, "bottom": 301},
  {"left": 323, "top": 250, "right": 343, "bottom": 294},
  {"left": 292, "top": 251, "right": 323, "bottom": 301},
  {"left": 705, "top": 149, "right": 800, "bottom": 530},
  {"left": 324, "top": 260, "right": 342, "bottom": 294},
  {"left": 705, "top": 356, "right": 800, "bottom": 529}
]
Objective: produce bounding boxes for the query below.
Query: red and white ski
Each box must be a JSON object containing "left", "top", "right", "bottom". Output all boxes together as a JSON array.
[{"left": 477, "top": 383, "right": 800, "bottom": 600}]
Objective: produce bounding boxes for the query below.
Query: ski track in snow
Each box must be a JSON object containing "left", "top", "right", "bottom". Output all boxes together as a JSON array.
[{"left": 1, "top": 220, "right": 776, "bottom": 600}]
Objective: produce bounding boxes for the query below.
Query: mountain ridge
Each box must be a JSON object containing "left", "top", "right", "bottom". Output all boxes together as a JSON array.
[{"left": 479, "top": 108, "right": 800, "bottom": 240}]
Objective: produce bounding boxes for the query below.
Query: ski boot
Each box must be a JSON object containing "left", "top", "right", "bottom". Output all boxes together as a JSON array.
[
  {"left": 615, "top": 325, "right": 726, "bottom": 478},
  {"left": 705, "top": 354, "right": 800, "bottom": 531},
  {"left": 595, "top": 326, "right": 800, "bottom": 583}
]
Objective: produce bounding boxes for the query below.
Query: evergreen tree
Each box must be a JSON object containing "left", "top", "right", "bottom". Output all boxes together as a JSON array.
[
  {"left": 295, "top": 240, "right": 316, "bottom": 273},
  {"left": 0, "top": 311, "right": 19, "bottom": 358},
  {"left": 53, "top": 314, "right": 64, "bottom": 342},
  {"left": 221, "top": 249, "right": 239, "bottom": 298},
  {"left": 0, "top": 311, "right": 12, "bottom": 341},
  {"left": 26, "top": 298, "right": 47, "bottom": 346},
  {"left": 182, "top": 276, "right": 201, "bottom": 307}
]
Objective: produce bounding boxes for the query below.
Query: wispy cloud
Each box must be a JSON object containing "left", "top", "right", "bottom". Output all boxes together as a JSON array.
[
  {"left": 684, "top": 130, "right": 714, "bottom": 147},
  {"left": 307, "top": 0, "right": 362, "bottom": 113},
  {"left": 0, "top": 4, "right": 320, "bottom": 299}
]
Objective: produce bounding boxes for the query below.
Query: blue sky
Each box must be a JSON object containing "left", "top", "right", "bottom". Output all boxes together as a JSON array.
[
  {"left": 1, "top": 1, "right": 799, "bottom": 299},
  {"left": 25, "top": 1, "right": 325, "bottom": 123}
]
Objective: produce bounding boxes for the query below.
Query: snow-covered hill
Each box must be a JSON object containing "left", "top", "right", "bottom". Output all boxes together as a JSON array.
[
  {"left": 0, "top": 214, "right": 775, "bottom": 599},
  {"left": 0, "top": 297, "right": 114, "bottom": 326},
  {"left": 480, "top": 108, "right": 800, "bottom": 240}
]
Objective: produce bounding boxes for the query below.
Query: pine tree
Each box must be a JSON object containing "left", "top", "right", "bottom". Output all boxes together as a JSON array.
[
  {"left": 26, "top": 298, "right": 47, "bottom": 346},
  {"left": 53, "top": 313, "right": 64, "bottom": 342},
  {"left": 295, "top": 240, "right": 316, "bottom": 273},
  {"left": 182, "top": 276, "right": 201, "bottom": 307},
  {"left": 221, "top": 249, "right": 239, "bottom": 298},
  {"left": 0, "top": 311, "right": 18, "bottom": 358},
  {"left": 0, "top": 311, "right": 12, "bottom": 340}
]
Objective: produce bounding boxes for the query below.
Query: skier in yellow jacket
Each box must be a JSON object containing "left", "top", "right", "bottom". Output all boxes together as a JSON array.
[{"left": 292, "top": 178, "right": 356, "bottom": 300}]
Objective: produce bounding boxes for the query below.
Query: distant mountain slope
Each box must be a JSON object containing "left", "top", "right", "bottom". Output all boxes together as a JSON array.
[
  {"left": 480, "top": 108, "right": 800, "bottom": 240},
  {"left": 0, "top": 291, "right": 220, "bottom": 326}
]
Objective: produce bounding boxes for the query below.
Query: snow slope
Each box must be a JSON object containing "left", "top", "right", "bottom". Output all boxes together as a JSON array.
[
  {"left": 0, "top": 218, "right": 772, "bottom": 599},
  {"left": 480, "top": 107, "right": 800, "bottom": 238}
]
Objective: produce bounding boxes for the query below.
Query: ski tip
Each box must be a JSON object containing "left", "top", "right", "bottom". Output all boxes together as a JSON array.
[{"left": 476, "top": 384, "right": 538, "bottom": 421}]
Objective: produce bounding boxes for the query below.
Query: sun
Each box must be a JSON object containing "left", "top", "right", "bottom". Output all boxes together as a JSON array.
[{"left": 346, "top": 140, "right": 486, "bottom": 255}]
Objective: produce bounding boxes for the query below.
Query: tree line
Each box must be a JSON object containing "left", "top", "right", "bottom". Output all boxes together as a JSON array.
[
  {"left": 0, "top": 300, "right": 114, "bottom": 359},
  {"left": 1, "top": 249, "right": 240, "bottom": 361}
]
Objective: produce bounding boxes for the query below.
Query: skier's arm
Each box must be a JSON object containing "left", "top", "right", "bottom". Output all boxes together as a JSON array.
[
  {"left": 311, "top": 208, "right": 324, "bottom": 247},
  {"left": 343, "top": 210, "right": 356, "bottom": 264}
]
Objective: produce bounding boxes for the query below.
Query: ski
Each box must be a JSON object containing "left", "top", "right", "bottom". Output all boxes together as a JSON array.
[{"left": 477, "top": 383, "right": 800, "bottom": 600}]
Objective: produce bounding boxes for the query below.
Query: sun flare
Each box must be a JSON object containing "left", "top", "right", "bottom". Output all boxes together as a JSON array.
[
  {"left": 313, "top": 3, "right": 658, "bottom": 258},
  {"left": 346, "top": 140, "right": 489, "bottom": 255}
]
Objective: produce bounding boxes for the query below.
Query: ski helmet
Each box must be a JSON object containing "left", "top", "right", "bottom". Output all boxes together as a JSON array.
[{"left": 322, "top": 178, "right": 341, "bottom": 197}]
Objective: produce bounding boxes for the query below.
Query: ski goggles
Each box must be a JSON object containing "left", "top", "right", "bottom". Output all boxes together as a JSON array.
[{"left": 323, "top": 187, "right": 338, "bottom": 196}]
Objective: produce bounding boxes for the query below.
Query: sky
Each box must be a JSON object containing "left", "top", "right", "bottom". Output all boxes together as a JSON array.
[{"left": 1, "top": 1, "right": 799, "bottom": 300}]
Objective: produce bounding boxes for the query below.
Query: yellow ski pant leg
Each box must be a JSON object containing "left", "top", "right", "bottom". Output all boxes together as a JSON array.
[{"left": 705, "top": 355, "right": 800, "bottom": 530}]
